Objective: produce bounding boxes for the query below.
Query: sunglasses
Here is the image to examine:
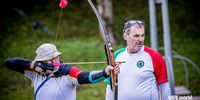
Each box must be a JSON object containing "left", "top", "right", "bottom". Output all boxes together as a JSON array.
[
  {"left": 126, "top": 20, "right": 144, "bottom": 26},
  {"left": 123, "top": 20, "right": 144, "bottom": 33}
]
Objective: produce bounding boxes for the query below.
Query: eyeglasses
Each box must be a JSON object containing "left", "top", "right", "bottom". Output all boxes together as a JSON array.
[{"left": 123, "top": 20, "right": 144, "bottom": 34}]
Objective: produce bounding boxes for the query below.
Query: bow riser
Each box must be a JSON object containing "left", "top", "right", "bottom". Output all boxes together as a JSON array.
[{"left": 105, "top": 41, "right": 117, "bottom": 96}]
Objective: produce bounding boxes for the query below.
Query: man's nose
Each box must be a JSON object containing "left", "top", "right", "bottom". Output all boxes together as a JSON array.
[{"left": 138, "top": 36, "right": 143, "bottom": 42}]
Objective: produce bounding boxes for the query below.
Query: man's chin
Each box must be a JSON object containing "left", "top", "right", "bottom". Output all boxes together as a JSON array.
[
  {"left": 128, "top": 48, "right": 141, "bottom": 53},
  {"left": 134, "top": 46, "right": 143, "bottom": 52}
]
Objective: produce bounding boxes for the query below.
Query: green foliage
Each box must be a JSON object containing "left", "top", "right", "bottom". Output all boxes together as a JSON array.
[{"left": 0, "top": 0, "right": 200, "bottom": 100}]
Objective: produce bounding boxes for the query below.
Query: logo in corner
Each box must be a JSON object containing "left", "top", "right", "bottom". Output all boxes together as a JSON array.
[{"left": 137, "top": 60, "right": 144, "bottom": 68}]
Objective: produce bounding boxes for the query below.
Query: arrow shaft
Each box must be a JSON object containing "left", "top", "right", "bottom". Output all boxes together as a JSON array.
[{"left": 62, "top": 61, "right": 125, "bottom": 65}]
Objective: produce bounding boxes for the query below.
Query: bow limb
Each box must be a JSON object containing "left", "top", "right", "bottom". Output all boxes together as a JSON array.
[{"left": 88, "top": 0, "right": 118, "bottom": 100}]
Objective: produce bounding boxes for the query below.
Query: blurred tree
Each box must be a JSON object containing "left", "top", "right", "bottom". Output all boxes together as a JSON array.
[{"left": 97, "top": 0, "right": 117, "bottom": 44}]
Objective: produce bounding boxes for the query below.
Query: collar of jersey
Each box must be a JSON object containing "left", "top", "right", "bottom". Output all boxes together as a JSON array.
[{"left": 125, "top": 45, "right": 144, "bottom": 55}]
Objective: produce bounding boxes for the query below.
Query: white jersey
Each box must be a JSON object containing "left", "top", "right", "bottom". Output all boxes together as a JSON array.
[
  {"left": 106, "top": 46, "right": 168, "bottom": 100},
  {"left": 24, "top": 70, "right": 79, "bottom": 100}
]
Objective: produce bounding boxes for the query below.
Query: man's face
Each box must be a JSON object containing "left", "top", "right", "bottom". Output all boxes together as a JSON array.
[{"left": 123, "top": 25, "right": 145, "bottom": 53}]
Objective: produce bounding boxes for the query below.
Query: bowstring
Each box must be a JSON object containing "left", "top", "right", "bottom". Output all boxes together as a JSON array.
[
  {"left": 34, "top": 7, "right": 66, "bottom": 100},
  {"left": 55, "top": 9, "right": 63, "bottom": 44},
  {"left": 53, "top": 74, "right": 67, "bottom": 100},
  {"left": 53, "top": 8, "right": 67, "bottom": 100}
]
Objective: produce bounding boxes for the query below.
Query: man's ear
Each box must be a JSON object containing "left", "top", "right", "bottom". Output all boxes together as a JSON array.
[{"left": 123, "top": 33, "right": 128, "bottom": 40}]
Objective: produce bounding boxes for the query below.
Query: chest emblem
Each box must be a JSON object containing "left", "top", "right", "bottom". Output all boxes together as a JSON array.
[{"left": 137, "top": 60, "right": 144, "bottom": 68}]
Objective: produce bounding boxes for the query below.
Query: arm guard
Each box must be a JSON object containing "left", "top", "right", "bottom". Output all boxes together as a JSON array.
[{"left": 78, "top": 69, "right": 110, "bottom": 84}]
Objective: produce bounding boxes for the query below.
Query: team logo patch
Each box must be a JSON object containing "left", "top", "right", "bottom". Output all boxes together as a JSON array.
[{"left": 137, "top": 60, "right": 144, "bottom": 68}]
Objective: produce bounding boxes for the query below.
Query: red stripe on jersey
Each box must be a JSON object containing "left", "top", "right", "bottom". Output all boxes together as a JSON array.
[
  {"left": 144, "top": 46, "right": 168, "bottom": 84},
  {"left": 69, "top": 67, "right": 82, "bottom": 79}
]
